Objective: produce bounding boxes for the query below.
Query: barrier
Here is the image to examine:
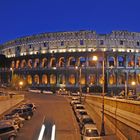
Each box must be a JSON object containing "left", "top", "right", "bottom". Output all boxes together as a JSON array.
[{"left": 86, "top": 95, "right": 140, "bottom": 140}]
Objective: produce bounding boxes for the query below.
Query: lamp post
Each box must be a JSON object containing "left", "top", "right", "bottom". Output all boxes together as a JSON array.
[
  {"left": 92, "top": 55, "right": 105, "bottom": 136},
  {"left": 10, "top": 67, "right": 14, "bottom": 84},
  {"left": 131, "top": 81, "right": 136, "bottom": 96},
  {"left": 125, "top": 80, "right": 136, "bottom": 98},
  {"left": 125, "top": 80, "right": 127, "bottom": 98},
  {"left": 100, "top": 57, "right": 105, "bottom": 136},
  {"left": 75, "top": 66, "right": 82, "bottom": 102}
]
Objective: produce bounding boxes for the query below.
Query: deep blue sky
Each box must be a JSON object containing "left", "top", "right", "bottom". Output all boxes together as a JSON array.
[{"left": 0, "top": 0, "right": 140, "bottom": 44}]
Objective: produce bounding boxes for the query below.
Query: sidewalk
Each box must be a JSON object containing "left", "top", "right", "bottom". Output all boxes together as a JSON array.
[
  {"left": 0, "top": 96, "right": 24, "bottom": 117},
  {"left": 85, "top": 102, "right": 120, "bottom": 140}
]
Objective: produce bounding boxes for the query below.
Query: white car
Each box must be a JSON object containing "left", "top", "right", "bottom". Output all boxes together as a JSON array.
[
  {"left": 28, "top": 89, "right": 41, "bottom": 93},
  {"left": 81, "top": 124, "right": 102, "bottom": 140},
  {"left": 71, "top": 92, "right": 80, "bottom": 96},
  {"left": 42, "top": 90, "right": 53, "bottom": 94},
  {"left": 70, "top": 99, "right": 81, "bottom": 106},
  {"left": 73, "top": 104, "right": 85, "bottom": 113},
  {"left": 71, "top": 96, "right": 80, "bottom": 100}
]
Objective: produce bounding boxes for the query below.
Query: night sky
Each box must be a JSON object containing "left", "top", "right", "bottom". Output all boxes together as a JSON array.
[{"left": 0, "top": 0, "right": 140, "bottom": 44}]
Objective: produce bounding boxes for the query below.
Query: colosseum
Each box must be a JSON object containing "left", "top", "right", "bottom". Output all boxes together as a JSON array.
[{"left": 0, "top": 30, "right": 140, "bottom": 95}]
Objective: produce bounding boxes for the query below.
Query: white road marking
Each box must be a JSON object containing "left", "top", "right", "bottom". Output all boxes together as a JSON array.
[
  {"left": 38, "top": 124, "right": 45, "bottom": 140},
  {"left": 51, "top": 124, "right": 56, "bottom": 140}
]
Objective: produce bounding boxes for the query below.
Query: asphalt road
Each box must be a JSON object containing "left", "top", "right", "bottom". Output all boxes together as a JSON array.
[{"left": 16, "top": 92, "right": 81, "bottom": 140}]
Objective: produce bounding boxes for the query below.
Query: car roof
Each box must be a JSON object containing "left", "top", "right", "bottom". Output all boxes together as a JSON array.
[
  {"left": 74, "top": 104, "right": 84, "bottom": 107},
  {"left": 82, "top": 115, "right": 90, "bottom": 119},
  {"left": 84, "top": 124, "right": 97, "bottom": 129},
  {"left": 0, "top": 120, "right": 13, "bottom": 123},
  {"left": 0, "top": 122, "right": 13, "bottom": 128},
  {"left": 77, "top": 109, "right": 87, "bottom": 112}
]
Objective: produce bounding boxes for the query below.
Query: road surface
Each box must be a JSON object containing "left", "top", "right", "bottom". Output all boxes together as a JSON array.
[{"left": 16, "top": 92, "right": 81, "bottom": 140}]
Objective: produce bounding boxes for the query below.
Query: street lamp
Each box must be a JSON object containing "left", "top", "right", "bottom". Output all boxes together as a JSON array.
[
  {"left": 131, "top": 81, "right": 136, "bottom": 96},
  {"left": 19, "top": 81, "right": 23, "bottom": 89},
  {"left": 92, "top": 55, "right": 105, "bottom": 136},
  {"left": 125, "top": 80, "right": 136, "bottom": 98}
]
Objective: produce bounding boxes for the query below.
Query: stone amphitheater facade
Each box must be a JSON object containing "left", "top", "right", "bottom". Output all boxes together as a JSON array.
[{"left": 1, "top": 30, "right": 140, "bottom": 94}]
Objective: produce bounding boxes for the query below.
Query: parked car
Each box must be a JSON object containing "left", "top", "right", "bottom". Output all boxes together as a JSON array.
[
  {"left": 70, "top": 98, "right": 81, "bottom": 106},
  {"left": 8, "top": 108, "right": 33, "bottom": 120},
  {"left": 19, "top": 103, "right": 36, "bottom": 111},
  {"left": 73, "top": 104, "right": 85, "bottom": 113},
  {"left": 0, "top": 91, "right": 6, "bottom": 96},
  {"left": 80, "top": 115, "right": 95, "bottom": 129},
  {"left": 135, "top": 96, "right": 140, "bottom": 101},
  {"left": 113, "top": 95, "right": 124, "bottom": 99},
  {"left": 71, "top": 95, "right": 80, "bottom": 100},
  {"left": 127, "top": 95, "right": 137, "bottom": 100},
  {"left": 0, "top": 123, "right": 17, "bottom": 140},
  {"left": 4, "top": 114, "right": 24, "bottom": 128},
  {"left": 28, "top": 88, "right": 41, "bottom": 93},
  {"left": 0, "top": 120, "right": 19, "bottom": 131},
  {"left": 76, "top": 110, "right": 88, "bottom": 122},
  {"left": 58, "top": 88, "right": 69, "bottom": 95},
  {"left": 42, "top": 90, "right": 53, "bottom": 94},
  {"left": 81, "top": 124, "right": 101, "bottom": 140},
  {"left": 71, "top": 92, "right": 80, "bottom": 96}
]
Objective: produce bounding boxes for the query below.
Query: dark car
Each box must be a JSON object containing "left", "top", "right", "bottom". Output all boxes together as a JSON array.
[
  {"left": 80, "top": 117, "right": 95, "bottom": 129},
  {"left": 4, "top": 114, "right": 25, "bottom": 128},
  {"left": 8, "top": 108, "right": 33, "bottom": 120},
  {"left": 19, "top": 103, "right": 36, "bottom": 111},
  {"left": 0, "top": 123, "right": 17, "bottom": 140}
]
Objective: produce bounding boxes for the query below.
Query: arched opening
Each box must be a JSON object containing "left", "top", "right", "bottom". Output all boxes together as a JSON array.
[
  {"left": 118, "top": 56, "right": 125, "bottom": 67},
  {"left": 88, "top": 57, "right": 97, "bottom": 67},
  {"left": 136, "top": 56, "right": 140, "bottom": 67},
  {"left": 42, "top": 58, "right": 48, "bottom": 68},
  {"left": 11, "top": 61, "right": 15, "bottom": 69},
  {"left": 137, "top": 73, "right": 140, "bottom": 84},
  {"left": 58, "top": 74, "right": 66, "bottom": 84},
  {"left": 109, "top": 73, "right": 116, "bottom": 85},
  {"left": 99, "top": 74, "right": 103, "bottom": 85},
  {"left": 108, "top": 56, "right": 115, "bottom": 67},
  {"left": 34, "top": 58, "right": 40, "bottom": 68},
  {"left": 34, "top": 75, "right": 39, "bottom": 84},
  {"left": 88, "top": 74, "right": 96, "bottom": 85},
  {"left": 128, "top": 55, "right": 134, "bottom": 67},
  {"left": 80, "top": 74, "right": 85, "bottom": 85},
  {"left": 42, "top": 74, "right": 48, "bottom": 84},
  {"left": 50, "top": 58, "right": 56, "bottom": 67},
  {"left": 58, "top": 57, "right": 65, "bottom": 67},
  {"left": 28, "top": 59, "right": 32, "bottom": 68},
  {"left": 128, "top": 73, "right": 135, "bottom": 84},
  {"left": 118, "top": 73, "right": 125, "bottom": 85},
  {"left": 69, "top": 74, "right": 76, "bottom": 85},
  {"left": 68, "top": 57, "right": 76, "bottom": 67},
  {"left": 50, "top": 74, "right": 56, "bottom": 85},
  {"left": 27, "top": 75, "right": 32, "bottom": 85},
  {"left": 78, "top": 57, "right": 86, "bottom": 66},
  {"left": 16, "top": 60, "right": 20, "bottom": 68},
  {"left": 21, "top": 59, "right": 26, "bottom": 68}
]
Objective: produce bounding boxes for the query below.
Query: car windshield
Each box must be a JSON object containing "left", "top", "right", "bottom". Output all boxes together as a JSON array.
[
  {"left": 0, "top": 127, "right": 14, "bottom": 134},
  {"left": 76, "top": 106, "right": 84, "bottom": 109},
  {"left": 85, "top": 129, "right": 99, "bottom": 137},
  {"left": 11, "top": 109, "right": 20, "bottom": 114},
  {"left": 27, "top": 104, "right": 33, "bottom": 107},
  {"left": 80, "top": 112, "right": 87, "bottom": 115},
  {"left": 83, "top": 119, "right": 94, "bottom": 124}
]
